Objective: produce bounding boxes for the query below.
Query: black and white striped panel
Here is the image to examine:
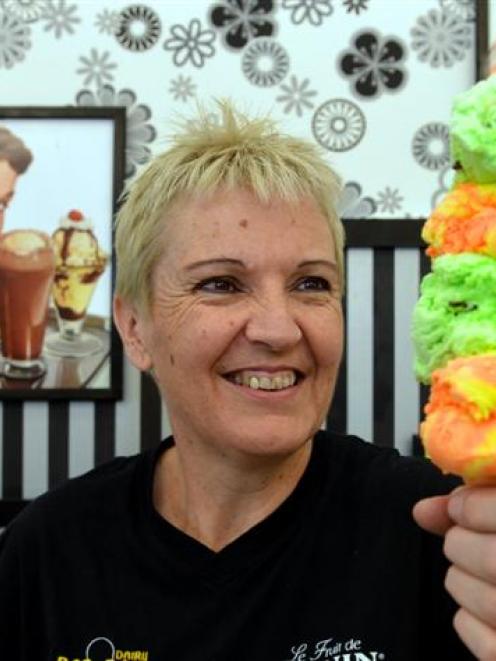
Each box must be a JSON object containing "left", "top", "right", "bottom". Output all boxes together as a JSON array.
[
  {"left": 327, "top": 247, "right": 422, "bottom": 455},
  {"left": 1, "top": 246, "right": 426, "bottom": 502}
]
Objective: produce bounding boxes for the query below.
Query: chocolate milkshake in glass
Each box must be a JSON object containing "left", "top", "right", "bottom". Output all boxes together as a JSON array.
[{"left": 0, "top": 230, "right": 55, "bottom": 379}]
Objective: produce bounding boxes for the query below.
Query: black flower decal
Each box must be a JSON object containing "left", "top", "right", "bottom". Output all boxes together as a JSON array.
[
  {"left": 115, "top": 5, "right": 161, "bottom": 52},
  {"left": 338, "top": 29, "right": 407, "bottom": 100},
  {"left": 312, "top": 99, "right": 366, "bottom": 152},
  {"left": 208, "top": 0, "right": 276, "bottom": 51},
  {"left": 242, "top": 38, "right": 289, "bottom": 87},
  {"left": 412, "top": 122, "right": 450, "bottom": 170}
]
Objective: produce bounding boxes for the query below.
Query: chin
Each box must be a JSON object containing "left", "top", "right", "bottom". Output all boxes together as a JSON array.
[{"left": 226, "top": 419, "right": 320, "bottom": 458}]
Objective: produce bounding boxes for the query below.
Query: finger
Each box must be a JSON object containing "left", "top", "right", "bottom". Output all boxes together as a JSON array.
[
  {"left": 446, "top": 564, "right": 496, "bottom": 630},
  {"left": 453, "top": 607, "right": 496, "bottom": 660},
  {"left": 444, "top": 526, "right": 496, "bottom": 585},
  {"left": 449, "top": 487, "right": 496, "bottom": 532},
  {"left": 412, "top": 495, "right": 453, "bottom": 536}
]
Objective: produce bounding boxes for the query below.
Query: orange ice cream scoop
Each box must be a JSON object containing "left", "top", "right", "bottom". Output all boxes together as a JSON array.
[
  {"left": 423, "top": 182, "right": 496, "bottom": 258},
  {"left": 420, "top": 353, "right": 496, "bottom": 483}
]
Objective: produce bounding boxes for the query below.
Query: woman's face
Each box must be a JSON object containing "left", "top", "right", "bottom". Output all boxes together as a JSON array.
[{"left": 125, "top": 188, "right": 343, "bottom": 459}]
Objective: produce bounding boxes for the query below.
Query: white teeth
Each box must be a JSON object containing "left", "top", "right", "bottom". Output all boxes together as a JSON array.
[
  {"left": 249, "top": 376, "right": 260, "bottom": 390},
  {"left": 259, "top": 376, "right": 271, "bottom": 390},
  {"left": 227, "top": 370, "right": 298, "bottom": 391}
]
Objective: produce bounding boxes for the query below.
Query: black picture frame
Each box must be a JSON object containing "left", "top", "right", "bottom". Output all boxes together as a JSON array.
[
  {"left": 343, "top": 0, "right": 487, "bottom": 248},
  {"left": 0, "top": 107, "right": 125, "bottom": 400}
]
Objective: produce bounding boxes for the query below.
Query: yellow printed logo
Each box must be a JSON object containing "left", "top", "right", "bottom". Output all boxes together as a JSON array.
[{"left": 56, "top": 635, "right": 149, "bottom": 661}]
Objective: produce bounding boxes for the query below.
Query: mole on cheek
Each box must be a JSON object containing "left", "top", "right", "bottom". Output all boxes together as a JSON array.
[
  {"left": 239, "top": 218, "right": 248, "bottom": 228},
  {"left": 169, "top": 354, "right": 175, "bottom": 366}
]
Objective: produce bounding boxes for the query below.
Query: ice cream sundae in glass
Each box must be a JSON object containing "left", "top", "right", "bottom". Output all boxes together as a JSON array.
[{"left": 44, "top": 210, "right": 107, "bottom": 357}]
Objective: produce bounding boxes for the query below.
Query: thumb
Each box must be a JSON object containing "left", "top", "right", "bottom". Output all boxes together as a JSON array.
[{"left": 412, "top": 494, "right": 453, "bottom": 536}]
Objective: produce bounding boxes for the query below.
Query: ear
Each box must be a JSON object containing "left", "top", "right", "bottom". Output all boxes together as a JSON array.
[{"left": 113, "top": 295, "right": 153, "bottom": 372}]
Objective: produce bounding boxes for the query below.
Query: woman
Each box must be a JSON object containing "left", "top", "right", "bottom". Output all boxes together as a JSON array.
[{"left": 1, "top": 102, "right": 495, "bottom": 660}]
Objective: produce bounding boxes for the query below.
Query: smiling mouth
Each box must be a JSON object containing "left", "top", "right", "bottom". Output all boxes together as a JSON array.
[{"left": 222, "top": 370, "right": 304, "bottom": 391}]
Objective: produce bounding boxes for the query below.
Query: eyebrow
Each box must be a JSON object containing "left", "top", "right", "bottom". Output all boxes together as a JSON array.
[
  {"left": 185, "top": 258, "right": 338, "bottom": 272},
  {"left": 185, "top": 258, "right": 244, "bottom": 271},
  {"left": 298, "top": 259, "right": 338, "bottom": 272}
]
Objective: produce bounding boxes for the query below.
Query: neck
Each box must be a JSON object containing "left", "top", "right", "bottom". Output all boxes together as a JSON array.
[{"left": 153, "top": 436, "right": 313, "bottom": 552}]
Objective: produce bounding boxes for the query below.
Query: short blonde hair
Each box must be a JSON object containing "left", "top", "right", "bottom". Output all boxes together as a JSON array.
[{"left": 115, "top": 100, "right": 344, "bottom": 312}]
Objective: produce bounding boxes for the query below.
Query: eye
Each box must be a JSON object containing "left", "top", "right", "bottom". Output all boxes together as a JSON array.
[
  {"left": 295, "top": 276, "right": 331, "bottom": 292},
  {"left": 195, "top": 277, "right": 241, "bottom": 293}
]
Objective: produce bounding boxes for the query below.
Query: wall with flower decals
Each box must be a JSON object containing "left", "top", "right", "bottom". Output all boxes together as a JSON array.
[{"left": 0, "top": 0, "right": 479, "bottom": 504}]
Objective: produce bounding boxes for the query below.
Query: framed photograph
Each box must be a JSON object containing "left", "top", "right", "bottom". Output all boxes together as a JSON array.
[
  {"left": 0, "top": 107, "right": 125, "bottom": 399},
  {"left": 343, "top": 1, "right": 485, "bottom": 248}
]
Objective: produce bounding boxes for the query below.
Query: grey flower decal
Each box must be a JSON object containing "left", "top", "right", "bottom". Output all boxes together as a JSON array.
[
  {"left": 2, "top": 0, "right": 44, "bottom": 22},
  {"left": 338, "top": 181, "right": 376, "bottom": 218},
  {"left": 411, "top": 9, "right": 471, "bottom": 67},
  {"left": 169, "top": 74, "right": 196, "bottom": 102},
  {"left": 94, "top": 9, "right": 121, "bottom": 35},
  {"left": 208, "top": 0, "right": 276, "bottom": 51},
  {"left": 282, "top": 0, "right": 333, "bottom": 26},
  {"left": 163, "top": 19, "right": 216, "bottom": 68},
  {"left": 242, "top": 38, "right": 289, "bottom": 87},
  {"left": 0, "top": 10, "right": 31, "bottom": 68},
  {"left": 338, "top": 29, "right": 407, "bottom": 100},
  {"left": 75, "top": 85, "right": 156, "bottom": 177},
  {"left": 276, "top": 75, "right": 317, "bottom": 116},
  {"left": 41, "top": 0, "right": 80, "bottom": 39},
  {"left": 342, "top": 0, "right": 369, "bottom": 14},
  {"left": 431, "top": 164, "right": 455, "bottom": 209},
  {"left": 412, "top": 122, "right": 450, "bottom": 170},
  {"left": 116, "top": 4, "right": 161, "bottom": 52},
  {"left": 376, "top": 186, "right": 404, "bottom": 214},
  {"left": 312, "top": 99, "right": 366, "bottom": 152},
  {"left": 439, "top": 0, "right": 476, "bottom": 22},
  {"left": 76, "top": 49, "right": 117, "bottom": 87}
]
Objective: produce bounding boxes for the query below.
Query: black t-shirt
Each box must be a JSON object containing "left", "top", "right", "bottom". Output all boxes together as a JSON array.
[{"left": 0, "top": 431, "right": 474, "bottom": 660}]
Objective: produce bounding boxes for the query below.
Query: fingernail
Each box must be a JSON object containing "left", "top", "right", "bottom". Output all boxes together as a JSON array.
[{"left": 448, "top": 493, "right": 463, "bottom": 521}]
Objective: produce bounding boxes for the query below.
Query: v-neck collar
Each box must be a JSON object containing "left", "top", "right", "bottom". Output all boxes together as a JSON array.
[{"left": 137, "top": 433, "right": 330, "bottom": 585}]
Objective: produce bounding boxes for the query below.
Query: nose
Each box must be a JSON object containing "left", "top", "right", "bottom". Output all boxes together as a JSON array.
[{"left": 244, "top": 293, "right": 302, "bottom": 351}]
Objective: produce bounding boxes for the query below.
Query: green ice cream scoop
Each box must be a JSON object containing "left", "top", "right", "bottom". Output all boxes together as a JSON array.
[
  {"left": 451, "top": 76, "right": 496, "bottom": 184},
  {"left": 412, "top": 253, "right": 496, "bottom": 383}
]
